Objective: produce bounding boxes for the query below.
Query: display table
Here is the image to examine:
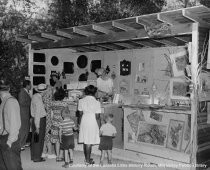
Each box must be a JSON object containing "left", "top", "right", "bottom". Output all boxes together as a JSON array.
[{"left": 122, "top": 105, "right": 191, "bottom": 163}]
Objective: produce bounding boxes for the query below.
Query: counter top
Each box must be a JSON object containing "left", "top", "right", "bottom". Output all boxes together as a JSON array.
[{"left": 122, "top": 104, "right": 191, "bottom": 112}]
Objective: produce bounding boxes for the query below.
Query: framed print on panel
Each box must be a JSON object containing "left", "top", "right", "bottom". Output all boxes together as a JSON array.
[
  {"left": 170, "top": 78, "right": 190, "bottom": 100},
  {"left": 166, "top": 119, "right": 185, "bottom": 151},
  {"left": 136, "top": 122, "right": 167, "bottom": 147}
]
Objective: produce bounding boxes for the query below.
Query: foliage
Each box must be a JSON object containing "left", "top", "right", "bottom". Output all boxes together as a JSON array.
[
  {"left": 48, "top": 0, "right": 90, "bottom": 29},
  {"left": 120, "top": 0, "right": 166, "bottom": 16},
  {"left": 200, "top": 0, "right": 210, "bottom": 8},
  {"left": 89, "top": 0, "right": 166, "bottom": 23}
]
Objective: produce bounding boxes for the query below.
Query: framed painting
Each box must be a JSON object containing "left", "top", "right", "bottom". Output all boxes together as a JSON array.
[
  {"left": 136, "top": 122, "right": 167, "bottom": 147},
  {"left": 170, "top": 50, "right": 187, "bottom": 77},
  {"left": 166, "top": 119, "right": 185, "bottom": 151},
  {"left": 170, "top": 78, "right": 190, "bottom": 100}
]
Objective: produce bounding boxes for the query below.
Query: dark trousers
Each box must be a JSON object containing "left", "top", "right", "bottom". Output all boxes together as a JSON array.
[
  {"left": 19, "top": 117, "right": 30, "bottom": 147},
  {"left": 0, "top": 134, "right": 22, "bottom": 170},
  {"left": 30, "top": 117, "right": 46, "bottom": 161}
]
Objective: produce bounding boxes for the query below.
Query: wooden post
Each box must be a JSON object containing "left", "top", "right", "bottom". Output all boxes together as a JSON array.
[
  {"left": 190, "top": 23, "right": 199, "bottom": 169},
  {"left": 28, "top": 44, "right": 33, "bottom": 86}
]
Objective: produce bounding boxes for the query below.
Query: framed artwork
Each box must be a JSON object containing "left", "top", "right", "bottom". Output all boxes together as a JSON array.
[
  {"left": 127, "top": 110, "right": 145, "bottom": 135},
  {"left": 170, "top": 78, "right": 190, "bottom": 100},
  {"left": 136, "top": 122, "right": 167, "bottom": 147},
  {"left": 135, "top": 75, "right": 147, "bottom": 83},
  {"left": 170, "top": 50, "right": 187, "bottom": 77},
  {"left": 199, "top": 72, "right": 210, "bottom": 101},
  {"left": 150, "top": 111, "right": 163, "bottom": 122},
  {"left": 119, "top": 79, "right": 130, "bottom": 94},
  {"left": 167, "top": 119, "right": 185, "bottom": 151}
]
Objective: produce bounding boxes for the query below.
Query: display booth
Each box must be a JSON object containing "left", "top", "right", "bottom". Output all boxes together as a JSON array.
[{"left": 17, "top": 5, "right": 210, "bottom": 169}]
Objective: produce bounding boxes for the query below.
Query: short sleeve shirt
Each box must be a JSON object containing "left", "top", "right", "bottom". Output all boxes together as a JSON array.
[
  {"left": 97, "top": 77, "right": 113, "bottom": 94},
  {"left": 100, "top": 123, "right": 117, "bottom": 136}
]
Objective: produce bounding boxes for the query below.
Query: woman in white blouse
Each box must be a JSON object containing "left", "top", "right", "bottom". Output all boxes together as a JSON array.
[
  {"left": 96, "top": 68, "right": 114, "bottom": 96},
  {"left": 78, "top": 85, "right": 102, "bottom": 165}
]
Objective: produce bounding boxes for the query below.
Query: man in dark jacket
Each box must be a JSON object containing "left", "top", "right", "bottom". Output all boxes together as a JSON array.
[{"left": 18, "top": 80, "right": 31, "bottom": 150}]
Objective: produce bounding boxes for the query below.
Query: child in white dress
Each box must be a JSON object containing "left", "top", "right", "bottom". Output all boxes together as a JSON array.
[{"left": 78, "top": 85, "right": 102, "bottom": 165}]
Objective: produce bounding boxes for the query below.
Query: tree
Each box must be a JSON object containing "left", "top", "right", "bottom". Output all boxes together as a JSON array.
[
  {"left": 120, "top": 0, "right": 166, "bottom": 16},
  {"left": 48, "top": 0, "right": 90, "bottom": 29},
  {"left": 0, "top": 0, "right": 50, "bottom": 97},
  {"left": 200, "top": 0, "right": 210, "bottom": 8}
]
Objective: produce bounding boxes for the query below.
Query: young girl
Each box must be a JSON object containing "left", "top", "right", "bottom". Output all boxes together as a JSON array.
[
  {"left": 59, "top": 107, "right": 76, "bottom": 168},
  {"left": 78, "top": 85, "right": 102, "bottom": 165},
  {"left": 99, "top": 114, "right": 117, "bottom": 165}
]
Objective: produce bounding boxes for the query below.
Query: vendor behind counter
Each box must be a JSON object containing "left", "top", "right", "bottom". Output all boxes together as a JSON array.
[{"left": 96, "top": 68, "right": 114, "bottom": 102}]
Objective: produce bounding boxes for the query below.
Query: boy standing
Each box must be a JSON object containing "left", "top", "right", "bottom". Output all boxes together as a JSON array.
[
  {"left": 59, "top": 107, "right": 76, "bottom": 168},
  {"left": 99, "top": 114, "right": 117, "bottom": 165}
]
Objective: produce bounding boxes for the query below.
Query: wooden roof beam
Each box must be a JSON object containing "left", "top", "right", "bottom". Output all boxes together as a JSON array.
[
  {"left": 152, "top": 39, "right": 177, "bottom": 46},
  {"left": 82, "top": 45, "right": 105, "bottom": 51},
  {"left": 56, "top": 30, "right": 79, "bottom": 39},
  {"left": 182, "top": 9, "right": 210, "bottom": 28},
  {"left": 41, "top": 33, "right": 64, "bottom": 41},
  {"left": 112, "top": 21, "right": 137, "bottom": 31},
  {"left": 157, "top": 11, "right": 182, "bottom": 25},
  {"left": 28, "top": 35, "right": 51, "bottom": 42},
  {"left": 70, "top": 46, "right": 91, "bottom": 52},
  {"left": 73, "top": 27, "right": 96, "bottom": 37},
  {"left": 92, "top": 25, "right": 114, "bottom": 34},
  {"left": 130, "top": 41, "right": 150, "bottom": 48},
  {"left": 97, "top": 44, "right": 118, "bottom": 50},
  {"left": 135, "top": 17, "right": 148, "bottom": 28},
  {"left": 16, "top": 36, "right": 33, "bottom": 43},
  {"left": 174, "top": 36, "right": 191, "bottom": 43},
  {"left": 113, "top": 42, "right": 137, "bottom": 49},
  {"left": 79, "top": 46, "right": 98, "bottom": 52},
  {"left": 32, "top": 23, "right": 192, "bottom": 50}
]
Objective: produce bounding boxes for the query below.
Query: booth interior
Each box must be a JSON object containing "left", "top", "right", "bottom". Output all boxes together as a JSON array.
[{"left": 18, "top": 5, "right": 210, "bottom": 167}]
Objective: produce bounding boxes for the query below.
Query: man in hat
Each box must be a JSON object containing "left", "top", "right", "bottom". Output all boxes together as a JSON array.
[
  {"left": 0, "top": 79, "right": 22, "bottom": 170},
  {"left": 30, "top": 83, "right": 47, "bottom": 162}
]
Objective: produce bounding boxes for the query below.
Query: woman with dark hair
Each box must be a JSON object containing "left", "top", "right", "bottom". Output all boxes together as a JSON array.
[
  {"left": 50, "top": 87, "right": 67, "bottom": 161},
  {"left": 78, "top": 85, "right": 102, "bottom": 165}
]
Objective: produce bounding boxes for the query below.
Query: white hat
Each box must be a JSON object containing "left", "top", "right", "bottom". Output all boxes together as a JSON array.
[{"left": 35, "top": 83, "right": 47, "bottom": 92}]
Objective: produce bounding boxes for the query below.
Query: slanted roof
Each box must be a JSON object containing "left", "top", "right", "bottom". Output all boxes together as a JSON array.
[{"left": 16, "top": 5, "right": 210, "bottom": 52}]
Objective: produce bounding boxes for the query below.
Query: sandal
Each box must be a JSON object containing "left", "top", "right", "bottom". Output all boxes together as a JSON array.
[
  {"left": 69, "top": 159, "right": 73, "bottom": 166},
  {"left": 62, "top": 162, "right": 70, "bottom": 168},
  {"left": 56, "top": 157, "right": 64, "bottom": 162},
  {"left": 89, "top": 159, "right": 95, "bottom": 165}
]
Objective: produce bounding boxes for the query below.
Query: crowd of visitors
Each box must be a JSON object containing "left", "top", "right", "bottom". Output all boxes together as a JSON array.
[{"left": 0, "top": 72, "right": 117, "bottom": 169}]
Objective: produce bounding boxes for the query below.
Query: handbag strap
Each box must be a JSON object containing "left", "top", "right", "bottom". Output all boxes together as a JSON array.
[{"left": 1, "top": 97, "right": 14, "bottom": 135}]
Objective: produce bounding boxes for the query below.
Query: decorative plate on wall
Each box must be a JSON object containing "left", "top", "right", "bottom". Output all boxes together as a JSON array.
[
  {"left": 77, "top": 55, "right": 88, "bottom": 68},
  {"left": 51, "top": 56, "right": 59, "bottom": 66}
]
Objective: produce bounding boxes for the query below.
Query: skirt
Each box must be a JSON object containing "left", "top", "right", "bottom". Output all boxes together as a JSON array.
[
  {"left": 50, "top": 125, "right": 59, "bottom": 143},
  {"left": 62, "top": 135, "right": 75, "bottom": 150},
  {"left": 99, "top": 136, "right": 113, "bottom": 150}
]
